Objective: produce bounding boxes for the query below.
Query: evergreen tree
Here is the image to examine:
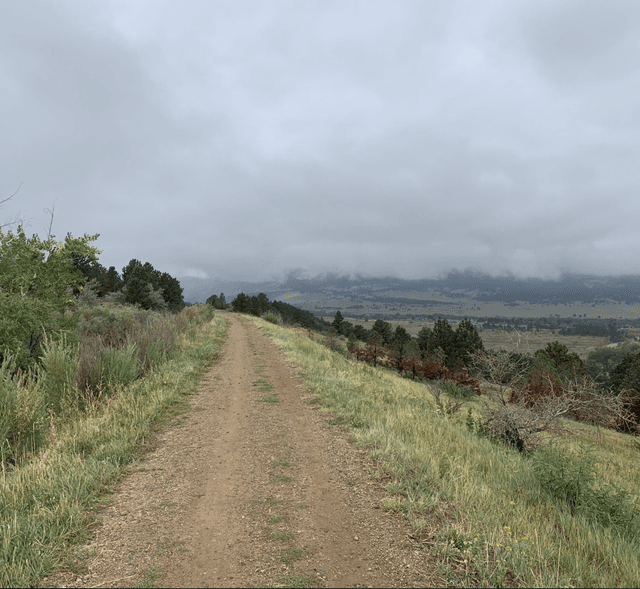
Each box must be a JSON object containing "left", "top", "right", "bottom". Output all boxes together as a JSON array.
[
  {"left": 607, "top": 352, "right": 640, "bottom": 395},
  {"left": 105, "top": 266, "right": 123, "bottom": 292},
  {"left": 352, "top": 324, "right": 369, "bottom": 341},
  {"left": 70, "top": 253, "right": 108, "bottom": 296},
  {"left": 121, "top": 259, "right": 182, "bottom": 312},
  {"left": 231, "top": 292, "right": 250, "bottom": 312},
  {"left": 123, "top": 272, "right": 155, "bottom": 310},
  {"left": 157, "top": 272, "right": 184, "bottom": 312},
  {"left": 371, "top": 319, "right": 393, "bottom": 346},
  {"left": 339, "top": 320, "right": 353, "bottom": 337},
  {"left": 431, "top": 318, "right": 456, "bottom": 369},
  {"left": 417, "top": 325, "right": 434, "bottom": 356},
  {"left": 332, "top": 310, "right": 345, "bottom": 332},
  {"left": 256, "top": 292, "right": 270, "bottom": 313},
  {"left": 391, "top": 325, "right": 412, "bottom": 367},
  {"left": 451, "top": 318, "right": 484, "bottom": 368},
  {"left": 534, "top": 341, "right": 585, "bottom": 380}
]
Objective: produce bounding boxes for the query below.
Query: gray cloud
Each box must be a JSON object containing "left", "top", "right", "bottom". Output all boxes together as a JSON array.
[{"left": 2, "top": 0, "right": 639, "bottom": 285}]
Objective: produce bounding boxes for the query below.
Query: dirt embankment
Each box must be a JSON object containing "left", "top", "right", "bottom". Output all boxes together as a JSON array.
[{"left": 46, "top": 313, "right": 441, "bottom": 588}]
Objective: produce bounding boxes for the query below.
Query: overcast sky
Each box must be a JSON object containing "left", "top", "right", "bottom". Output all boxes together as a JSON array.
[{"left": 2, "top": 0, "right": 639, "bottom": 283}]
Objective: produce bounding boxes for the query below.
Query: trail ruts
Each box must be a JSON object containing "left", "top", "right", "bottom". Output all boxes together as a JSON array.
[{"left": 45, "top": 313, "right": 442, "bottom": 588}]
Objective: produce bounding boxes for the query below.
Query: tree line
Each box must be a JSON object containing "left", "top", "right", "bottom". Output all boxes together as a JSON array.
[{"left": 221, "top": 291, "right": 329, "bottom": 331}]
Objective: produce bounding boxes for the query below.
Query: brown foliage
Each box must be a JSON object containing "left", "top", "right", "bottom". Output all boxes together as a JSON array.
[
  {"left": 471, "top": 348, "right": 636, "bottom": 451},
  {"left": 449, "top": 368, "right": 482, "bottom": 395}
]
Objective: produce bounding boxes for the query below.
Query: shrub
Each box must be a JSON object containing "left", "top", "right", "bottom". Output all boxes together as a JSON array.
[
  {"left": 472, "top": 348, "right": 634, "bottom": 452},
  {"left": 264, "top": 310, "right": 283, "bottom": 326},
  {"left": 449, "top": 367, "right": 482, "bottom": 395},
  {"left": 429, "top": 379, "right": 471, "bottom": 415},
  {"left": 127, "top": 314, "right": 179, "bottom": 374},
  {"left": 532, "top": 445, "right": 640, "bottom": 538}
]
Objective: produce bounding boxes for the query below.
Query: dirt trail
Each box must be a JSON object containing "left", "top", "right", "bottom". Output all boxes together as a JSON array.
[{"left": 46, "top": 314, "right": 441, "bottom": 588}]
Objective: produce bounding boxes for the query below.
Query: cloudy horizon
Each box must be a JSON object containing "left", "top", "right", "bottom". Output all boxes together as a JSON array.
[{"left": 2, "top": 1, "right": 640, "bottom": 284}]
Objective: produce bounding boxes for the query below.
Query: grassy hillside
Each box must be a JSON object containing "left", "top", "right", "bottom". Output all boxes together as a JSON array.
[{"left": 254, "top": 317, "right": 640, "bottom": 588}]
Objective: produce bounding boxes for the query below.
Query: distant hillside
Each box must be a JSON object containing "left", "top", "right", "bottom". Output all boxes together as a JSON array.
[{"left": 179, "top": 271, "right": 640, "bottom": 306}]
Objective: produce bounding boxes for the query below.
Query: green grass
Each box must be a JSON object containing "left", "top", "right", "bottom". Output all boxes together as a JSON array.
[
  {"left": 271, "top": 530, "right": 294, "bottom": 542},
  {"left": 253, "top": 317, "right": 640, "bottom": 588},
  {"left": 260, "top": 393, "right": 279, "bottom": 404},
  {"left": 254, "top": 378, "right": 274, "bottom": 391},
  {"left": 278, "top": 546, "right": 308, "bottom": 565},
  {"left": 0, "top": 313, "right": 227, "bottom": 588}
]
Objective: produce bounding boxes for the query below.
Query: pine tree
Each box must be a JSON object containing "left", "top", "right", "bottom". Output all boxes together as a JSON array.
[
  {"left": 391, "top": 325, "right": 412, "bottom": 368},
  {"left": 158, "top": 272, "right": 184, "bottom": 312},
  {"left": 417, "top": 326, "right": 434, "bottom": 356},
  {"left": 231, "top": 292, "right": 250, "bottom": 312},
  {"left": 452, "top": 318, "right": 484, "bottom": 369},
  {"left": 432, "top": 318, "right": 456, "bottom": 369},
  {"left": 332, "top": 310, "right": 344, "bottom": 332},
  {"left": 372, "top": 319, "right": 393, "bottom": 346},
  {"left": 105, "top": 266, "right": 123, "bottom": 292}
]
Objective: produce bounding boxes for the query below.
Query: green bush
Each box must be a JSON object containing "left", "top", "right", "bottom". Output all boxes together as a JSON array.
[
  {"left": 532, "top": 445, "right": 640, "bottom": 538},
  {"left": 440, "top": 380, "right": 476, "bottom": 399},
  {"left": 264, "top": 310, "right": 283, "bottom": 325}
]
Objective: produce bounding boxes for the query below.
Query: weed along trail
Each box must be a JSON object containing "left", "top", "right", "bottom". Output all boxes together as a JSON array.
[{"left": 46, "top": 312, "right": 440, "bottom": 588}]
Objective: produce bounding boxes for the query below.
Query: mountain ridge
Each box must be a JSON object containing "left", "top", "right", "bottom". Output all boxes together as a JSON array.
[{"left": 178, "top": 271, "right": 640, "bottom": 305}]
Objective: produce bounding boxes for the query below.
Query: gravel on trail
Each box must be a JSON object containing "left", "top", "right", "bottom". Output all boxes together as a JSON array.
[{"left": 45, "top": 313, "right": 443, "bottom": 588}]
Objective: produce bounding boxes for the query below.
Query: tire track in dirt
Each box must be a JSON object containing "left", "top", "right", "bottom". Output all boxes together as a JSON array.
[{"left": 45, "top": 313, "right": 442, "bottom": 588}]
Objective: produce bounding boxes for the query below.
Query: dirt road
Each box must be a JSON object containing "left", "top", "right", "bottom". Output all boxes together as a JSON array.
[{"left": 47, "top": 314, "right": 441, "bottom": 588}]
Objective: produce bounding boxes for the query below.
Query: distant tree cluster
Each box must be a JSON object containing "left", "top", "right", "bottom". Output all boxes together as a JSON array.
[
  {"left": 73, "top": 256, "right": 184, "bottom": 312},
  {"left": 229, "top": 292, "right": 328, "bottom": 331},
  {"left": 341, "top": 316, "right": 485, "bottom": 394},
  {"left": 205, "top": 293, "right": 227, "bottom": 309}
]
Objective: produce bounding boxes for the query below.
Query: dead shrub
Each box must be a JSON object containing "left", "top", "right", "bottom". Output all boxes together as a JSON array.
[
  {"left": 428, "top": 380, "right": 469, "bottom": 415},
  {"left": 471, "top": 348, "right": 634, "bottom": 452}
]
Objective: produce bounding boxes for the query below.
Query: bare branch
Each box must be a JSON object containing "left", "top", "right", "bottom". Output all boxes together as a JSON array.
[
  {"left": 0, "top": 182, "right": 23, "bottom": 207},
  {"left": 471, "top": 347, "right": 636, "bottom": 452},
  {"left": 1, "top": 182, "right": 25, "bottom": 229},
  {"left": 43, "top": 199, "right": 57, "bottom": 239}
]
